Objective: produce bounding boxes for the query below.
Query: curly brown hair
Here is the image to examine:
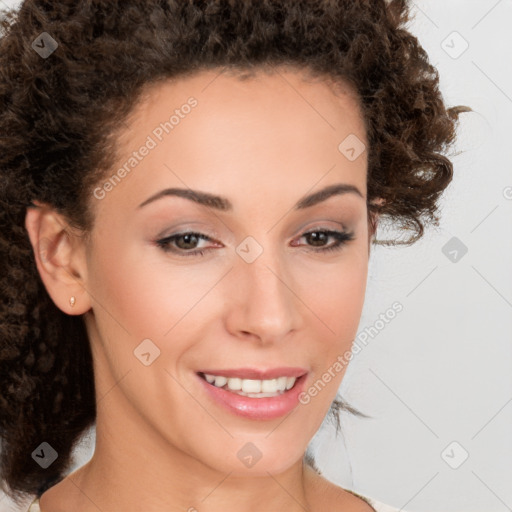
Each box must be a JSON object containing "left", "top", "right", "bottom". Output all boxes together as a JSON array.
[{"left": 0, "top": 0, "right": 470, "bottom": 505}]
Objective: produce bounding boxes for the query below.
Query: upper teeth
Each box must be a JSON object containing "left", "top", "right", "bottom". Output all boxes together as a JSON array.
[{"left": 203, "top": 374, "right": 297, "bottom": 393}]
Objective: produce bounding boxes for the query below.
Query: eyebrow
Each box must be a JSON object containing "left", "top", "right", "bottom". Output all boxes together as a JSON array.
[{"left": 137, "top": 183, "right": 364, "bottom": 211}]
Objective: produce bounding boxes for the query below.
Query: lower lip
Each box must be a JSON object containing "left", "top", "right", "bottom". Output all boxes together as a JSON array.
[{"left": 196, "top": 373, "right": 308, "bottom": 420}]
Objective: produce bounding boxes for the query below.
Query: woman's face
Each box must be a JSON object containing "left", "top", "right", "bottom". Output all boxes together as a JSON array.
[{"left": 82, "top": 67, "right": 372, "bottom": 477}]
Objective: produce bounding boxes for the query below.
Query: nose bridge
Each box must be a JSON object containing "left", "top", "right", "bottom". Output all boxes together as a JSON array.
[{"left": 229, "top": 235, "right": 299, "bottom": 341}]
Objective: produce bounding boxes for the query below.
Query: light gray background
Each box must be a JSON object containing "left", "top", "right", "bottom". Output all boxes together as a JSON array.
[{"left": 0, "top": 1, "right": 511, "bottom": 511}]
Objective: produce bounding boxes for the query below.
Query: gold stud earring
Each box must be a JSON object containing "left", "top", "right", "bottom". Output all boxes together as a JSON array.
[{"left": 69, "top": 296, "right": 76, "bottom": 307}]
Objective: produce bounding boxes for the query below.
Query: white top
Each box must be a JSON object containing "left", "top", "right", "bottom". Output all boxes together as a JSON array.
[{"left": 27, "top": 498, "right": 40, "bottom": 511}]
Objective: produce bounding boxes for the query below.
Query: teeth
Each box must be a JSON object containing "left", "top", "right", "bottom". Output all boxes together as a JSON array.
[
  {"left": 204, "top": 374, "right": 216, "bottom": 384},
  {"left": 214, "top": 376, "right": 227, "bottom": 387},
  {"left": 202, "top": 373, "right": 297, "bottom": 394},
  {"left": 241, "top": 379, "right": 261, "bottom": 393},
  {"left": 285, "top": 376, "right": 296, "bottom": 390},
  {"left": 227, "top": 377, "right": 243, "bottom": 391}
]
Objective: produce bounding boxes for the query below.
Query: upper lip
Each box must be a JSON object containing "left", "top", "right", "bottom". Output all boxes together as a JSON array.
[{"left": 197, "top": 367, "right": 308, "bottom": 380}]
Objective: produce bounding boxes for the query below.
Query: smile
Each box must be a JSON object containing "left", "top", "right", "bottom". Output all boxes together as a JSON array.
[
  {"left": 199, "top": 372, "right": 297, "bottom": 397},
  {"left": 196, "top": 369, "right": 309, "bottom": 420}
]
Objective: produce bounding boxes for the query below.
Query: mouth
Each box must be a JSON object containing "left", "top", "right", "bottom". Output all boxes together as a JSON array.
[
  {"left": 195, "top": 369, "right": 309, "bottom": 420},
  {"left": 197, "top": 371, "right": 305, "bottom": 398}
]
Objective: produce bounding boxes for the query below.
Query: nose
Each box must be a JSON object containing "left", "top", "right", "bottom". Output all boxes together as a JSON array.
[{"left": 224, "top": 249, "right": 303, "bottom": 345}]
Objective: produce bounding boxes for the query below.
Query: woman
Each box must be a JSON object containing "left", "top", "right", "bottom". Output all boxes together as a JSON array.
[{"left": 0, "top": 0, "right": 470, "bottom": 511}]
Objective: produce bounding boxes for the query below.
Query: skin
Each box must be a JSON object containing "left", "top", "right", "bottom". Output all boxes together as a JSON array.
[{"left": 25, "top": 66, "right": 380, "bottom": 512}]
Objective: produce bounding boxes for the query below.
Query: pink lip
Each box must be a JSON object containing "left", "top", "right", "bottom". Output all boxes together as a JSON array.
[
  {"left": 195, "top": 367, "right": 308, "bottom": 380},
  {"left": 196, "top": 372, "right": 309, "bottom": 421}
]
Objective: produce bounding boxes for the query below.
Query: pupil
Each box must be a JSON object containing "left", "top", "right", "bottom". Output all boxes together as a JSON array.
[
  {"left": 178, "top": 234, "right": 197, "bottom": 249},
  {"left": 309, "top": 232, "right": 326, "bottom": 247}
]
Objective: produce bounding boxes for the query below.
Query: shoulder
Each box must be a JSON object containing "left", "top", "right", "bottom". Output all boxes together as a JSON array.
[
  {"left": 303, "top": 463, "right": 406, "bottom": 512},
  {"left": 304, "top": 464, "right": 376, "bottom": 511},
  {"left": 363, "top": 498, "right": 406, "bottom": 512},
  {"left": 330, "top": 486, "right": 377, "bottom": 511},
  {"left": 331, "top": 486, "right": 408, "bottom": 512},
  {"left": 330, "top": 486, "right": 408, "bottom": 512}
]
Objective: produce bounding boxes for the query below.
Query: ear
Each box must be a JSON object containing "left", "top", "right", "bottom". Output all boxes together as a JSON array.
[{"left": 24, "top": 200, "right": 91, "bottom": 315}]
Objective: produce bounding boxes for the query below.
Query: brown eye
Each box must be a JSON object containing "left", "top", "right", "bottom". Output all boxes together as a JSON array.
[
  {"left": 156, "top": 231, "right": 213, "bottom": 256},
  {"left": 296, "top": 229, "right": 355, "bottom": 253}
]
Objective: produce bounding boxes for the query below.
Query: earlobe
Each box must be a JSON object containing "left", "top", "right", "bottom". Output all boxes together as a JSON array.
[{"left": 24, "top": 201, "right": 91, "bottom": 315}]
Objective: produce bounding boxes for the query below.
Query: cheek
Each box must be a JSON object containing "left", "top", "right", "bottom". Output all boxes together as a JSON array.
[
  {"left": 300, "top": 247, "right": 368, "bottom": 391},
  {"left": 87, "top": 239, "right": 225, "bottom": 375},
  {"left": 85, "top": 242, "right": 203, "bottom": 426},
  {"left": 304, "top": 250, "right": 368, "bottom": 338},
  {"left": 296, "top": 262, "right": 367, "bottom": 413},
  {"left": 89, "top": 235, "right": 191, "bottom": 331}
]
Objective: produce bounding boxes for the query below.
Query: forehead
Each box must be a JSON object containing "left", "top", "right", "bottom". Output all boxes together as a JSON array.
[
  {"left": 95, "top": 67, "right": 368, "bottom": 218},
  {"left": 132, "top": 66, "right": 366, "bottom": 141}
]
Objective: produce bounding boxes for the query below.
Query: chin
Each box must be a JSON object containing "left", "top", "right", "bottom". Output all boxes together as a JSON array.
[{"left": 209, "top": 444, "right": 305, "bottom": 477}]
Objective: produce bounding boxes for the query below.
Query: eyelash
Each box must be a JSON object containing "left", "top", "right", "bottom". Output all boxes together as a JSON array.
[{"left": 155, "top": 229, "right": 355, "bottom": 257}]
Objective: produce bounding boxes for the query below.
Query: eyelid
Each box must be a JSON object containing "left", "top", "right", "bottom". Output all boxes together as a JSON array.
[
  {"left": 156, "top": 222, "right": 223, "bottom": 239},
  {"left": 298, "top": 219, "right": 347, "bottom": 233}
]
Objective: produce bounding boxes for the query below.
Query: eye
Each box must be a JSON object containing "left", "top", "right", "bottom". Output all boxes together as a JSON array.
[
  {"left": 293, "top": 229, "right": 355, "bottom": 253},
  {"left": 155, "top": 228, "right": 355, "bottom": 257},
  {"left": 156, "top": 231, "right": 215, "bottom": 257}
]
